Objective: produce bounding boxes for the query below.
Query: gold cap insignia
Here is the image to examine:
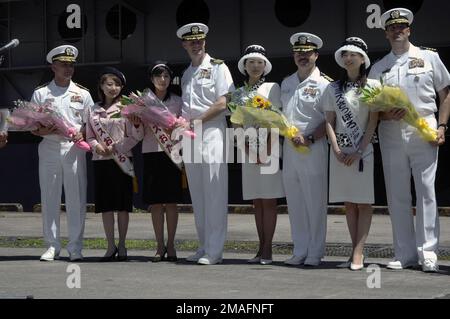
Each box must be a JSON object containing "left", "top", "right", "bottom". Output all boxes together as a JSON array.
[
  {"left": 391, "top": 10, "right": 400, "bottom": 19},
  {"left": 65, "top": 47, "right": 74, "bottom": 56},
  {"left": 191, "top": 26, "right": 200, "bottom": 34},
  {"left": 299, "top": 36, "right": 308, "bottom": 45}
]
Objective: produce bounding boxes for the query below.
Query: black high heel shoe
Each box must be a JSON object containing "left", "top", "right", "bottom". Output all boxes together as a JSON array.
[
  {"left": 166, "top": 249, "right": 178, "bottom": 262},
  {"left": 117, "top": 246, "right": 128, "bottom": 262},
  {"left": 166, "top": 255, "right": 178, "bottom": 262},
  {"left": 99, "top": 247, "right": 117, "bottom": 262},
  {"left": 151, "top": 248, "right": 167, "bottom": 262}
]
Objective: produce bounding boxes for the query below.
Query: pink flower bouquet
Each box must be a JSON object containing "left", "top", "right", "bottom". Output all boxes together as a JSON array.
[
  {"left": 7, "top": 100, "right": 90, "bottom": 151},
  {"left": 120, "top": 89, "right": 195, "bottom": 139}
]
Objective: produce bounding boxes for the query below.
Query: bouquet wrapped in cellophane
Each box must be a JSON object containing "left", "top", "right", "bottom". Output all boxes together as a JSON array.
[
  {"left": 360, "top": 83, "right": 437, "bottom": 142},
  {"left": 120, "top": 89, "right": 195, "bottom": 139},
  {"left": 7, "top": 100, "right": 91, "bottom": 151},
  {"left": 228, "top": 89, "right": 308, "bottom": 153}
]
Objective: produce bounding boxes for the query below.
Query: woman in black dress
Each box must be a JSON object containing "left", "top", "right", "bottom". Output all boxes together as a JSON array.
[
  {"left": 141, "top": 63, "right": 183, "bottom": 262},
  {"left": 86, "top": 67, "right": 143, "bottom": 261}
]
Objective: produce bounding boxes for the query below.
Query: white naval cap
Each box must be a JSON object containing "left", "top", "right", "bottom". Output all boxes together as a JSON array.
[
  {"left": 380, "top": 8, "right": 414, "bottom": 29},
  {"left": 176, "top": 22, "right": 209, "bottom": 40},
  {"left": 238, "top": 45, "right": 272, "bottom": 76},
  {"left": 290, "top": 32, "right": 323, "bottom": 52},
  {"left": 334, "top": 37, "right": 371, "bottom": 69},
  {"left": 46, "top": 45, "right": 78, "bottom": 64}
]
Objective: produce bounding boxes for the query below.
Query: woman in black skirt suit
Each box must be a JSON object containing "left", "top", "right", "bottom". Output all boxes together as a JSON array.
[
  {"left": 86, "top": 67, "right": 143, "bottom": 261},
  {"left": 142, "top": 63, "right": 183, "bottom": 262}
]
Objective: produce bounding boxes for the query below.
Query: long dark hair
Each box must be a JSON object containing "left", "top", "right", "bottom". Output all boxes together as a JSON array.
[
  {"left": 148, "top": 63, "right": 175, "bottom": 102},
  {"left": 338, "top": 52, "right": 368, "bottom": 91},
  {"left": 97, "top": 74, "right": 123, "bottom": 106}
]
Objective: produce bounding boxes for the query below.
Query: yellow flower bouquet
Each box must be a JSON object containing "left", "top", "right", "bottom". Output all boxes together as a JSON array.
[
  {"left": 360, "top": 84, "right": 437, "bottom": 142},
  {"left": 229, "top": 94, "right": 308, "bottom": 153}
]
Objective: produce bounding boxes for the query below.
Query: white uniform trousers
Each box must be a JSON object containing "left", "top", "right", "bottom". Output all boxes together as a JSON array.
[
  {"left": 38, "top": 139, "right": 87, "bottom": 255},
  {"left": 184, "top": 118, "right": 228, "bottom": 260},
  {"left": 379, "top": 116, "right": 439, "bottom": 263},
  {"left": 282, "top": 139, "right": 328, "bottom": 260}
]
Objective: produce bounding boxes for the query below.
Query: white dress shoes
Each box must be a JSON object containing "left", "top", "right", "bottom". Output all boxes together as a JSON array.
[
  {"left": 185, "top": 250, "right": 205, "bottom": 262},
  {"left": 284, "top": 255, "right": 306, "bottom": 266},
  {"left": 260, "top": 259, "right": 272, "bottom": 265},
  {"left": 247, "top": 256, "right": 261, "bottom": 264},
  {"left": 350, "top": 255, "right": 364, "bottom": 271},
  {"left": 40, "top": 247, "right": 60, "bottom": 261},
  {"left": 421, "top": 259, "right": 439, "bottom": 273},
  {"left": 386, "top": 260, "right": 403, "bottom": 270},
  {"left": 386, "top": 260, "right": 417, "bottom": 270},
  {"left": 197, "top": 255, "right": 222, "bottom": 265}
]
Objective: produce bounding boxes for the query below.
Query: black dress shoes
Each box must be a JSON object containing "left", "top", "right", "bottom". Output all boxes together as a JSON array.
[
  {"left": 117, "top": 247, "right": 128, "bottom": 262},
  {"left": 166, "top": 255, "right": 178, "bottom": 262},
  {"left": 151, "top": 248, "right": 167, "bottom": 262},
  {"left": 99, "top": 247, "right": 117, "bottom": 262}
]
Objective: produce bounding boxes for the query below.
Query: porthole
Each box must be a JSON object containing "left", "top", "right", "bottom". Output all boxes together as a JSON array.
[
  {"left": 275, "top": 0, "right": 311, "bottom": 28},
  {"left": 106, "top": 5, "right": 137, "bottom": 40}
]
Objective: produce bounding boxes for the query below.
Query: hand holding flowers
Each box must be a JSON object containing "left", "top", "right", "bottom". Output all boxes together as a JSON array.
[
  {"left": 127, "top": 114, "right": 142, "bottom": 127},
  {"left": 32, "top": 123, "right": 57, "bottom": 136},
  {"left": 120, "top": 89, "right": 195, "bottom": 139},
  {"left": 0, "top": 131, "right": 7, "bottom": 148},
  {"left": 382, "top": 108, "right": 407, "bottom": 121},
  {"left": 291, "top": 134, "right": 311, "bottom": 147},
  {"left": 8, "top": 100, "right": 90, "bottom": 151},
  {"left": 360, "top": 83, "right": 438, "bottom": 142},
  {"left": 228, "top": 92, "right": 308, "bottom": 153}
]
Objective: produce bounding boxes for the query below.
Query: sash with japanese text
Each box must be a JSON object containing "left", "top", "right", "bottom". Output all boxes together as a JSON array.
[
  {"left": 89, "top": 114, "right": 135, "bottom": 178},
  {"left": 331, "top": 81, "right": 364, "bottom": 151},
  {"left": 150, "top": 123, "right": 183, "bottom": 170}
]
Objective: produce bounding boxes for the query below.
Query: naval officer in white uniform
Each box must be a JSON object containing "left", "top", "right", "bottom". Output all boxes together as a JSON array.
[
  {"left": 177, "top": 23, "right": 234, "bottom": 265},
  {"left": 31, "top": 45, "right": 94, "bottom": 262},
  {"left": 369, "top": 8, "right": 450, "bottom": 272},
  {"left": 281, "top": 33, "right": 331, "bottom": 266}
]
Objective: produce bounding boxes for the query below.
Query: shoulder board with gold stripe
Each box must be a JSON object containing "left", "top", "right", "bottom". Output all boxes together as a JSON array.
[
  {"left": 34, "top": 82, "right": 50, "bottom": 90},
  {"left": 210, "top": 58, "right": 224, "bottom": 65},
  {"left": 320, "top": 72, "right": 334, "bottom": 82},
  {"left": 75, "top": 83, "right": 90, "bottom": 91},
  {"left": 420, "top": 46, "right": 437, "bottom": 52}
]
